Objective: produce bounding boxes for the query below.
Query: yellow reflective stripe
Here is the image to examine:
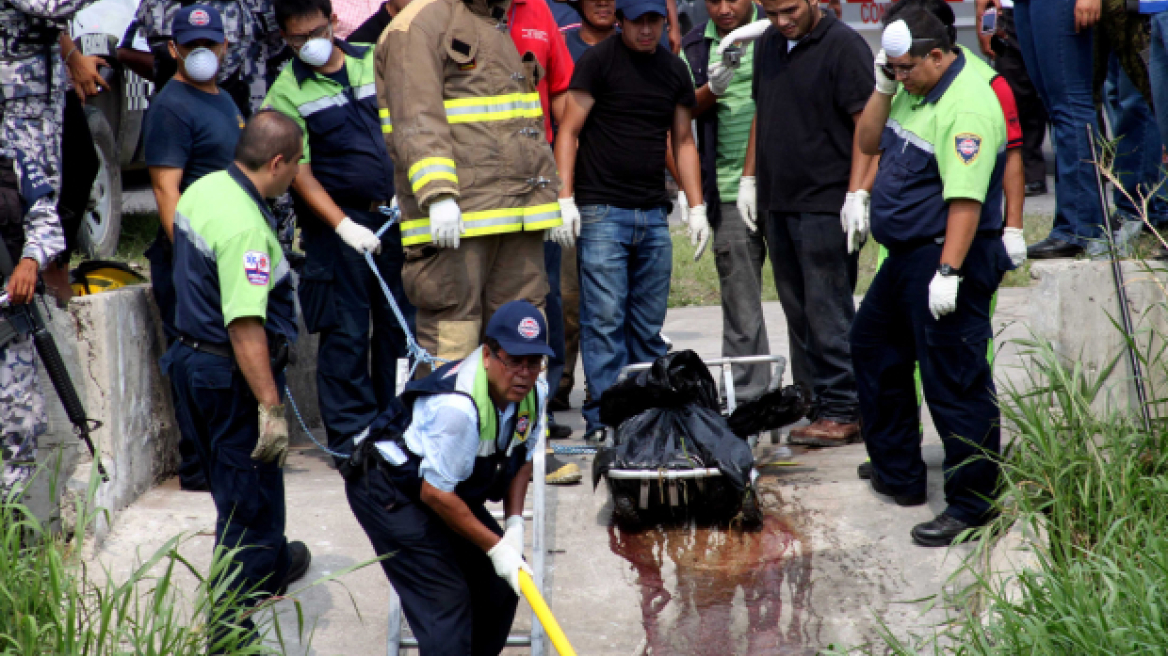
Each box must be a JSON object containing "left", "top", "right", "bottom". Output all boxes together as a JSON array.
[
  {"left": 408, "top": 158, "right": 458, "bottom": 192},
  {"left": 401, "top": 202, "right": 556, "bottom": 245},
  {"left": 518, "top": 202, "right": 561, "bottom": 230},
  {"left": 379, "top": 108, "right": 392, "bottom": 134},
  {"left": 443, "top": 93, "right": 543, "bottom": 124},
  {"left": 413, "top": 171, "right": 459, "bottom": 190},
  {"left": 401, "top": 218, "right": 431, "bottom": 246}
]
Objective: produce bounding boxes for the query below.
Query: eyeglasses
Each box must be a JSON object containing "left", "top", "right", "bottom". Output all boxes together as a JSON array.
[
  {"left": 491, "top": 349, "right": 547, "bottom": 375},
  {"left": 285, "top": 23, "right": 331, "bottom": 48},
  {"left": 880, "top": 60, "right": 923, "bottom": 79}
]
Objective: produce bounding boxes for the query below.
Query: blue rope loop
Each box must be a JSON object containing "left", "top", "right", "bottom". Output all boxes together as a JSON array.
[{"left": 551, "top": 445, "right": 598, "bottom": 455}]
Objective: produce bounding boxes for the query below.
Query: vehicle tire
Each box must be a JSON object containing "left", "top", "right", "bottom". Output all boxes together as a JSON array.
[{"left": 78, "top": 105, "right": 122, "bottom": 259}]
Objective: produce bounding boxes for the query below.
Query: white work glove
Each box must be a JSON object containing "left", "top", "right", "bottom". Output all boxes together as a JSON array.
[
  {"left": 428, "top": 197, "right": 463, "bottom": 249},
  {"left": 549, "top": 197, "right": 580, "bottom": 248},
  {"left": 928, "top": 271, "right": 961, "bottom": 321},
  {"left": 687, "top": 203, "right": 710, "bottom": 261},
  {"left": 501, "top": 515, "right": 524, "bottom": 556},
  {"left": 737, "top": 176, "right": 758, "bottom": 234},
  {"left": 677, "top": 190, "right": 689, "bottom": 225},
  {"left": 874, "top": 49, "right": 899, "bottom": 96},
  {"left": 487, "top": 541, "right": 532, "bottom": 596},
  {"left": 252, "top": 404, "right": 289, "bottom": 467},
  {"left": 708, "top": 61, "right": 735, "bottom": 96},
  {"left": 717, "top": 20, "right": 770, "bottom": 55},
  {"left": 335, "top": 216, "right": 382, "bottom": 254},
  {"left": 841, "top": 190, "right": 870, "bottom": 254},
  {"left": 1002, "top": 227, "right": 1027, "bottom": 268}
]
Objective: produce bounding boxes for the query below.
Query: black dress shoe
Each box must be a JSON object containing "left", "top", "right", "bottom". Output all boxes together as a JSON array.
[
  {"left": 1024, "top": 181, "right": 1048, "bottom": 197},
  {"left": 548, "top": 421, "right": 572, "bottom": 440},
  {"left": 870, "top": 474, "right": 927, "bottom": 506},
  {"left": 857, "top": 461, "right": 872, "bottom": 480},
  {"left": 277, "top": 541, "right": 312, "bottom": 594},
  {"left": 1027, "top": 236, "right": 1084, "bottom": 260},
  {"left": 911, "top": 513, "right": 977, "bottom": 547}
]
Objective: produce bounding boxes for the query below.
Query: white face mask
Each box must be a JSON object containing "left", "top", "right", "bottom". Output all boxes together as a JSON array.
[
  {"left": 180, "top": 46, "right": 220, "bottom": 82},
  {"left": 297, "top": 30, "right": 334, "bottom": 68}
]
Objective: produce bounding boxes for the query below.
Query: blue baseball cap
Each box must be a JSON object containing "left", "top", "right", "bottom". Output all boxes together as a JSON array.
[
  {"left": 172, "top": 5, "right": 225, "bottom": 45},
  {"left": 616, "top": 0, "right": 667, "bottom": 20},
  {"left": 486, "top": 301, "right": 555, "bottom": 358}
]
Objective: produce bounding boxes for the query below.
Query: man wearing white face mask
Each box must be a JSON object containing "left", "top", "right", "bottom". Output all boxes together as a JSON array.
[
  {"left": 263, "top": 0, "right": 414, "bottom": 462},
  {"left": 144, "top": 3, "right": 246, "bottom": 491}
]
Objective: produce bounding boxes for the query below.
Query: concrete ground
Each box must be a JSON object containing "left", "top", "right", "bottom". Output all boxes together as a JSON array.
[{"left": 88, "top": 287, "right": 1033, "bottom": 655}]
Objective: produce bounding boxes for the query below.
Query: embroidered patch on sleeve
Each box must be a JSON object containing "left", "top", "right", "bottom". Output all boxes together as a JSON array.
[
  {"left": 244, "top": 251, "right": 271, "bottom": 285},
  {"left": 954, "top": 133, "right": 982, "bottom": 165}
]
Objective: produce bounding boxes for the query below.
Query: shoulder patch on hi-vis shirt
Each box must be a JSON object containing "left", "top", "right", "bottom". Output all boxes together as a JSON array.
[
  {"left": 243, "top": 251, "right": 271, "bottom": 285},
  {"left": 516, "top": 413, "right": 530, "bottom": 441},
  {"left": 954, "top": 133, "right": 982, "bottom": 165}
]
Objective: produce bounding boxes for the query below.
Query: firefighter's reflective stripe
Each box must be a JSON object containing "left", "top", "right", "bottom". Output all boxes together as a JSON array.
[
  {"left": 400, "top": 202, "right": 563, "bottom": 246},
  {"left": 408, "top": 157, "right": 458, "bottom": 193},
  {"left": 379, "top": 108, "right": 393, "bottom": 134},
  {"left": 443, "top": 93, "right": 543, "bottom": 124}
]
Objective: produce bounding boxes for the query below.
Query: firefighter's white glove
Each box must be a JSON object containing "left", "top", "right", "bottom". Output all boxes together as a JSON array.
[
  {"left": 252, "top": 404, "right": 289, "bottom": 467},
  {"left": 549, "top": 197, "right": 580, "bottom": 248},
  {"left": 928, "top": 271, "right": 961, "bottom": 321},
  {"left": 687, "top": 203, "right": 710, "bottom": 261},
  {"left": 737, "top": 176, "right": 758, "bottom": 234},
  {"left": 429, "top": 197, "right": 463, "bottom": 249},
  {"left": 677, "top": 191, "right": 689, "bottom": 225},
  {"left": 1003, "top": 227, "right": 1027, "bottom": 268},
  {"left": 501, "top": 515, "right": 524, "bottom": 556},
  {"left": 708, "top": 61, "right": 735, "bottom": 96},
  {"left": 841, "top": 190, "right": 870, "bottom": 254},
  {"left": 717, "top": 20, "right": 770, "bottom": 54},
  {"left": 487, "top": 540, "right": 532, "bottom": 596},
  {"left": 874, "top": 49, "right": 899, "bottom": 95},
  {"left": 335, "top": 217, "right": 382, "bottom": 254}
]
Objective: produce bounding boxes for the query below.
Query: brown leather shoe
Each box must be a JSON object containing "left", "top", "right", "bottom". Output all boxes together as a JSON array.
[{"left": 788, "top": 419, "right": 861, "bottom": 447}]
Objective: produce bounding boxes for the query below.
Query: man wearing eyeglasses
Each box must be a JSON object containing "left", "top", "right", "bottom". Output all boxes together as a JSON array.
[
  {"left": 852, "top": 8, "right": 1012, "bottom": 548},
  {"left": 342, "top": 299, "right": 551, "bottom": 655}
]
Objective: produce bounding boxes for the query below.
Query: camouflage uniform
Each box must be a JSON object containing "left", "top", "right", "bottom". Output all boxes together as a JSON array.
[
  {"left": 0, "top": 0, "right": 97, "bottom": 490},
  {"left": 136, "top": 0, "right": 280, "bottom": 115}
]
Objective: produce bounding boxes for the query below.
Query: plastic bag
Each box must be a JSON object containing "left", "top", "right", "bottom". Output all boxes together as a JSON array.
[
  {"left": 599, "top": 350, "right": 720, "bottom": 428},
  {"left": 727, "top": 384, "right": 810, "bottom": 438}
]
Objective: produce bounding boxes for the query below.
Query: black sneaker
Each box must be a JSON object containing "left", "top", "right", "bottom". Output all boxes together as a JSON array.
[
  {"left": 277, "top": 541, "right": 311, "bottom": 594},
  {"left": 548, "top": 421, "right": 572, "bottom": 440},
  {"left": 911, "top": 512, "right": 976, "bottom": 547},
  {"left": 869, "top": 474, "right": 927, "bottom": 507}
]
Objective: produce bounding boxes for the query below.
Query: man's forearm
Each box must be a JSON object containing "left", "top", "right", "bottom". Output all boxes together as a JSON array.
[
  {"left": 742, "top": 116, "right": 757, "bottom": 176},
  {"left": 227, "top": 317, "right": 280, "bottom": 409},
  {"left": 940, "top": 199, "right": 983, "bottom": 269},
  {"left": 421, "top": 481, "right": 502, "bottom": 552},
  {"left": 153, "top": 190, "right": 179, "bottom": 242},
  {"left": 675, "top": 141, "right": 703, "bottom": 205},
  {"left": 505, "top": 461, "right": 533, "bottom": 518},
  {"left": 857, "top": 91, "right": 893, "bottom": 155},
  {"left": 692, "top": 85, "right": 716, "bottom": 116},
  {"left": 1003, "top": 149, "right": 1024, "bottom": 229},
  {"left": 554, "top": 132, "right": 579, "bottom": 198},
  {"left": 292, "top": 167, "right": 346, "bottom": 229},
  {"left": 848, "top": 133, "right": 875, "bottom": 192}
]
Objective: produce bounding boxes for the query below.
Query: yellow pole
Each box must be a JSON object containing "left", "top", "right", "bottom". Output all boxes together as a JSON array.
[{"left": 519, "top": 569, "right": 577, "bottom": 656}]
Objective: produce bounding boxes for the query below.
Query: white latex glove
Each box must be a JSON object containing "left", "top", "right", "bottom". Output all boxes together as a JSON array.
[
  {"left": 928, "top": 271, "right": 961, "bottom": 321},
  {"left": 874, "top": 49, "right": 899, "bottom": 95},
  {"left": 737, "top": 176, "right": 757, "bottom": 234},
  {"left": 429, "top": 197, "right": 463, "bottom": 249},
  {"left": 1002, "top": 227, "right": 1027, "bottom": 268},
  {"left": 677, "top": 191, "right": 689, "bottom": 226},
  {"left": 549, "top": 197, "right": 580, "bottom": 248},
  {"left": 252, "top": 404, "right": 289, "bottom": 467},
  {"left": 335, "top": 216, "right": 382, "bottom": 254},
  {"left": 501, "top": 515, "right": 524, "bottom": 556},
  {"left": 487, "top": 541, "right": 532, "bottom": 596},
  {"left": 717, "top": 20, "right": 770, "bottom": 55},
  {"left": 841, "top": 190, "right": 870, "bottom": 254},
  {"left": 708, "top": 61, "right": 735, "bottom": 96},
  {"left": 687, "top": 203, "right": 711, "bottom": 261}
]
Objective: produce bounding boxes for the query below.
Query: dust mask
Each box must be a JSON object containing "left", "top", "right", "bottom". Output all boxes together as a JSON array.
[
  {"left": 181, "top": 47, "right": 220, "bottom": 82},
  {"left": 298, "top": 32, "right": 333, "bottom": 68},
  {"left": 882, "top": 20, "right": 912, "bottom": 58}
]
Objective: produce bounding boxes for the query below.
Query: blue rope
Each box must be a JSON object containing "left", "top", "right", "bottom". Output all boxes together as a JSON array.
[{"left": 551, "top": 445, "right": 598, "bottom": 455}]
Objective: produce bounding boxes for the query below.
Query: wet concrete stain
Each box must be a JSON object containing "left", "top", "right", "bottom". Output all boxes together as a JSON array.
[{"left": 609, "top": 501, "right": 819, "bottom": 655}]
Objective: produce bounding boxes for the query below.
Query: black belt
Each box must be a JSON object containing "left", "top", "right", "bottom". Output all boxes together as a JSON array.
[
  {"left": 176, "top": 334, "right": 233, "bottom": 360},
  {"left": 177, "top": 333, "right": 294, "bottom": 371},
  {"left": 886, "top": 229, "right": 1004, "bottom": 253}
]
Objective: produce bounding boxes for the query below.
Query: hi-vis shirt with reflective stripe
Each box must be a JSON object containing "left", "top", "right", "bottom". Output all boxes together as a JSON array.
[{"left": 375, "top": 0, "right": 561, "bottom": 244}]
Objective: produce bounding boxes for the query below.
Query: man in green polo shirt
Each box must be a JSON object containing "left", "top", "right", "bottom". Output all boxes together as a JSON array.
[
  {"left": 852, "top": 8, "right": 1013, "bottom": 547},
  {"left": 679, "top": 0, "right": 771, "bottom": 400}
]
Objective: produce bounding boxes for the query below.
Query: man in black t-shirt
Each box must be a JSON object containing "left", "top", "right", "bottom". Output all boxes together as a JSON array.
[
  {"left": 733, "top": 0, "right": 875, "bottom": 446},
  {"left": 553, "top": 0, "right": 705, "bottom": 439}
]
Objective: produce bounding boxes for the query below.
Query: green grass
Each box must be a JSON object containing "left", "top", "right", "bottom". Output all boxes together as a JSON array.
[{"left": 668, "top": 212, "right": 1054, "bottom": 308}]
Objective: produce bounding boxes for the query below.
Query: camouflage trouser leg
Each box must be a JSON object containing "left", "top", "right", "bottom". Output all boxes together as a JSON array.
[{"left": 0, "top": 336, "right": 44, "bottom": 492}]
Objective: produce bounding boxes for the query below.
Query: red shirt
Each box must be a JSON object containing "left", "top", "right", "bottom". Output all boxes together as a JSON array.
[
  {"left": 990, "top": 74, "right": 1023, "bottom": 151},
  {"left": 509, "top": 0, "right": 575, "bottom": 143}
]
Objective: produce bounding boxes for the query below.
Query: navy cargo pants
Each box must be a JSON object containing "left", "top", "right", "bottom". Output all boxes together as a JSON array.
[
  {"left": 298, "top": 207, "right": 414, "bottom": 452},
  {"left": 850, "top": 236, "right": 1009, "bottom": 525},
  {"left": 346, "top": 466, "right": 518, "bottom": 655},
  {"left": 163, "top": 343, "right": 290, "bottom": 603}
]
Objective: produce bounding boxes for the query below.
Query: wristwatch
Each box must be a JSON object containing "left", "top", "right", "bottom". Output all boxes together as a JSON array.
[{"left": 938, "top": 263, "right": 963, "bottom": 277}]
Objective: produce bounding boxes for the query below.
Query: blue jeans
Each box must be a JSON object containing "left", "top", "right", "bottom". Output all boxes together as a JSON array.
[
  {"left": 1149, "top": 12, "right": 1168, "bottom": 214},
  {"left": 543, "top": 241, "right": 566, "bottom": 413},
  {"left": 1103, "top": 54, "right": 1168, "bottom": 225},
  {"left": 1014, "top": 0, "right": 1102, "bottom": 246},
  {"left": 577, "top": 205, "right": 672, "bottom": 433}
]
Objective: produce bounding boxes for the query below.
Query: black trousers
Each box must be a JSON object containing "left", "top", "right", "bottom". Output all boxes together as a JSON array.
[
  {"left": 346, "top": 467, "right": 518, "bottom": 656},
  {"left": 996, "top": 8, "right": 1050, "bottom": 186},
  {"left": 850, "top": 236, "right": 1007, "bottom": 525},
  {"left": 56, "top": 90, "right": 99, "bottom": 262}
]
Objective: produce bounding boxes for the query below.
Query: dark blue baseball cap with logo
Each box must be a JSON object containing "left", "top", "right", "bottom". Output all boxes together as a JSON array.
[
  {"left": 172, "top": 4, "right": 225, "bottom": 44},
  {"left": 616, "top": 0, "right": 667, "bottom": 20},
  {"left": 486, "top": 300, "right": 555, "bottom": 357}
]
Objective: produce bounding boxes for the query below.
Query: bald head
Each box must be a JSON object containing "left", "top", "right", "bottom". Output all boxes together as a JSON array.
[{"left": 235, "top": 109, "right": 304, "bottom": 173}]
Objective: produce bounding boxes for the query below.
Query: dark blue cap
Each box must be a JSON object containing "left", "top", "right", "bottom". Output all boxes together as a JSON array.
[
  {"left": 486, "top": 300, "right": 555, "bottom": 358},
  {"left": 616, "top": 0, "right": 667, "bottom": 20},
  {"left": 172, "top": 5, "right": 225, "bottom": 45}
]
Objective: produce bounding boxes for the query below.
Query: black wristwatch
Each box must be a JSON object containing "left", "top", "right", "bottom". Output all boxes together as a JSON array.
[{"left": 938, "top": 263, "right": 963, "bottom": 277}]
